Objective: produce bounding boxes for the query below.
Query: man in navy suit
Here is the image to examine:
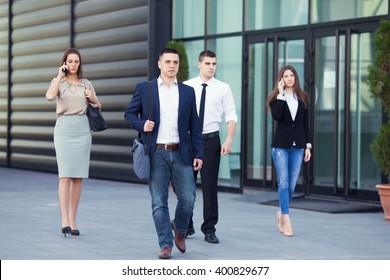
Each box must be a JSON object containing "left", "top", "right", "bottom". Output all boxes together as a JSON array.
[{"left": 124, "top": 48, "right": 204, "bottom": 259}]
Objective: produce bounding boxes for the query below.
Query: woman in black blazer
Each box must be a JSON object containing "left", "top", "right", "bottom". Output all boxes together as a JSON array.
[{"left": 266, "top": 65, "right": 311, "bottom": 237}]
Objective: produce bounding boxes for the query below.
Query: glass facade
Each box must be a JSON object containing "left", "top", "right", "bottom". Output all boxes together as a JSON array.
[
  {"left": 312, "top": 0, "right": 388, "bottom": 23},
  {"left": 173, "top": 0, "right": 205, "bottom": 38},
  {"left": 207, "top": 0, "right": 243, "bottom": 35},
  {"left": 313, "top": 31, "right": 382, "bottom": 193},
  {"left": 183, "top": 40, "right": 205, "bottom": 75},
  {"left": 246, "top": 0, "right": 308, "bottom": 30},
  {"left": 246, "top": 42, "right": 269, "bottom": 181},
  {"left": 314, "top": 36, "right": 346, "bottom": 189},
  {"left": 207, "top": 37, "right": 242, "bottom": 186},
  {"left": 349, "top": 33, "right": 382, "bottom": 190},
  {"left": 173, "top": 0, "right": 388, "bottom": 199}
]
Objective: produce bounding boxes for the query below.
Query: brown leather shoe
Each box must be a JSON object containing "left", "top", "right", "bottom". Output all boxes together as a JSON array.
[
  {"left": 158, "top": 247, "right": 172, "bottom": 259},
  {"left": 171, "top": 221, "right": 186, "bottom": 253}
]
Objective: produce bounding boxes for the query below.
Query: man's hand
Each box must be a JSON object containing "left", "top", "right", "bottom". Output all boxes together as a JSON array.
[
  {"left": 221, "top": 140, "right": 232, "bottom": 156},
  {"left": 193, "top": 159, "right": 203, "bottom": 171},
  {"left": 144, "top": 119, "right": 155, "bottom": 132}
]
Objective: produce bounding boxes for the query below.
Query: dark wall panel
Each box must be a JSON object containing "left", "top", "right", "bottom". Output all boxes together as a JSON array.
[
  {"left": 10, "top": 0, "right": 71, "bottom": 173},
  {"left": 72, "top": 0, "right": 148, "bottom": 181},
  {"left": 0, "top": 0, "right": 9, "bottom": 165},
  {"left": 8, "top": 0, "right": 149, "bottom": 182}
]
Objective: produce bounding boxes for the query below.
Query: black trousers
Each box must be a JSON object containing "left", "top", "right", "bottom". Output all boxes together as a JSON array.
[{"left": 189, "top": 134, "right": 221, "bottom": 234}]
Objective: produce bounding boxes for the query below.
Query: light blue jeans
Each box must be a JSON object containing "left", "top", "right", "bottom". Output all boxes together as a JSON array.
[
  {"left": 149, "top": 149, "right": 196, "bottom": 249},
  {"left": 272, "top": 147, "right": 304, "bottom": 214}
]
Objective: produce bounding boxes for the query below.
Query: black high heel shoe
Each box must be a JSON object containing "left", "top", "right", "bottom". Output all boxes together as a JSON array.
[
  {"left": 71, "top": 229, "right": 80, "bottom": 236},
  {"left": 62, "top": 226, "right": 71, "bottom": 237}
]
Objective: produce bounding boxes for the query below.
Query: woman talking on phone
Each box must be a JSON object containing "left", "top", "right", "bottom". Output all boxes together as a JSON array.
[
  {"left": 266, "top": 65, "right": 311, "bottom": 237},
  {"left": 46, "top": 48, "right": 101, "bottom": 237}
]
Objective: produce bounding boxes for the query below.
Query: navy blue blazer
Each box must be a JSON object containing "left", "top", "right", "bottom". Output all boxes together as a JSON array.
[
  {"left": 270, "top": 98, "right": 310, "bottom": 149},
  {"left": 124, "top": 78, "right": 204, "bottom": 165}
]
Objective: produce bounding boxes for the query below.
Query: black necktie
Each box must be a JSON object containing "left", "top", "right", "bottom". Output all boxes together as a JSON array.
[{"left": 199, "top": 83, "right": 207, "bottom": 131}]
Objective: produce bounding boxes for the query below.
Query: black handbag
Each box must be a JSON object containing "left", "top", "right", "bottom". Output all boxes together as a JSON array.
[
  {"left": 132, "top": 82, "right": 153, "bottom": 180},
  {"left": 87, "top": 103, "right": 107, "bottom": 132}
]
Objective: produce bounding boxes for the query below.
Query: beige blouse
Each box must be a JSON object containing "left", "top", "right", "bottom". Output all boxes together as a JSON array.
[{"left": 51, "top": 78, "right": 96, "bottom": 116}]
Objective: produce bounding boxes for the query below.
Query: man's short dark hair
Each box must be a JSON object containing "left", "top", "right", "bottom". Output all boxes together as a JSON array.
[
  {"left": 159, "top": 48, "right": 179, "bottom": 60},
  {"left": 199, "top": 50, "right": 216, "bottom": 62}
]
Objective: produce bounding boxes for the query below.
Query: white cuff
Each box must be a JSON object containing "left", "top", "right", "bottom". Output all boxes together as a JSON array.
[
  {"left": 306, "top": 143, "right": 312, "bottom": 149},
  {"left": 277, "top": 93, "right": 286, "bottom": 101}
]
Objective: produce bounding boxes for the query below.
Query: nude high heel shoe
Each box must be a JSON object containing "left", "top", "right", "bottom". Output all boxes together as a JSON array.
[
  {"left": 282, "top": 214, "right": 294, "bottom": 237},
  {"left": 277, "top": 211, "right": 284, "bottom": 233}
]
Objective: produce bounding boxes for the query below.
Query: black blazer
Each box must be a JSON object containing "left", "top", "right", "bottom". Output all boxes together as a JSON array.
[
  {"left": 124, "top": 78, "right": 204, "bottom": 165},
  {"left": 270, "top": 98, "right": 310, "bottom": 149}
]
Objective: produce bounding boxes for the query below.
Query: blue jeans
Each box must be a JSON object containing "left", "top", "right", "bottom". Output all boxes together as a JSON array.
[
  {"left": 272, "top": 147, "right": 304, "bottom": 214},
  {"left": 149, "top": 149, "right": 196, "bottom": 249}
]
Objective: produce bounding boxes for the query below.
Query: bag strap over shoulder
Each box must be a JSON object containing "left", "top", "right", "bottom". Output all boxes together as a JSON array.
[
  {"left": 147, "top": 81, "right": 153, "bottom": 120},
  {"left": 144, "top": 81, "right": 153, "bottom": 155}
]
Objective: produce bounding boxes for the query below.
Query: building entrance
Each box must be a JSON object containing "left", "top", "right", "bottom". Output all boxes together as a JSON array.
[
  {"left": 244, "top": 30, "right": 307, "bottom": 191},
  {"left": 244, "top": 24, "right": 382, "bottom": 201}
]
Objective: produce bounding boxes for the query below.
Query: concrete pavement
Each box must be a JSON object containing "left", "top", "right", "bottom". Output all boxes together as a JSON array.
[{"left": 1, "top": 167, "right": 389, "bottom": 260}]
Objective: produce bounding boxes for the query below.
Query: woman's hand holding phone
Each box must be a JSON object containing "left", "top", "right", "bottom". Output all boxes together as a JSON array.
[
  {"left": 278, "top": 79, "right": 285, "bottom": 93},
  {"left": 59, "top": 63, "right": 68, "bottom": 77}
]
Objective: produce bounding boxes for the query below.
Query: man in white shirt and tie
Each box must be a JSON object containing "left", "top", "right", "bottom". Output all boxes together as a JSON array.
[{"left": 184, "top": 50, "right": 238, "bottom": 243}]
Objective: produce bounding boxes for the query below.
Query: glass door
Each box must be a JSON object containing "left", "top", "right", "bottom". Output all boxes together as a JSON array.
[
  {"left": 243, "top": 24, "right": 382, "bottom": 201},
  {"left": 310, "top": 25, "right": 382, "bottom": 199},
  {"left": 244, "top": 33, "right": 307, "bottom": 189}
]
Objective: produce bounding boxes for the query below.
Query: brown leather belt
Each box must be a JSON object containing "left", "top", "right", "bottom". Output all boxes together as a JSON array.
[{"left": 156, "top": 143, "right": 179, "bottom": 151}]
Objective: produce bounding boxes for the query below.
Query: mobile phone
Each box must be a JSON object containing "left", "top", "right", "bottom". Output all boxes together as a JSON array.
[{"left": 62, "top": 67, "right": 68, "bottom": 74}]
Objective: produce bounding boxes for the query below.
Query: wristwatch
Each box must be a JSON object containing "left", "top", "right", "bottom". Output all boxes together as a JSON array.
[{"left": 306, "top": 143, "right": 312, "bottom": 149}]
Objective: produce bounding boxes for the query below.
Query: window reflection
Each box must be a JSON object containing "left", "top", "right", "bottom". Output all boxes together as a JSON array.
[
  {"left": 245, "top": 0, "right": 308, "bottom": 30},
  {"left": 183, "top": 40, "right": 205, "bottom": 78},
  {"left": 207, "top": 37, "right": 242, "bottom": 187},
  {"left": 173, "top": 0, "right": 205, "bottom": 38},
  {"left": 207, "top": 0, "right": 243, "bottom": 35},
  {"left": 311, "top": 0, "right": 388, "bottom": 23},
  {"left": 350, "top": 33, "right": 382, "bottom": 190}
]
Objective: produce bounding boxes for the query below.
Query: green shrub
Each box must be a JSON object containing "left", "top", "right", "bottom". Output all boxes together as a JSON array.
[
  {"left": 367, "top": 19, "right": 390, "bottom": 117},
  {"left": 367, "top": 19, "right": 390, "bottom": 181},
  {"left": 370, "top": 121, "right": 390, "bottom": 179}
]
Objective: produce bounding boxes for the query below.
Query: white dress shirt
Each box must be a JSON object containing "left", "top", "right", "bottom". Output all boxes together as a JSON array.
[
  {"left": 277, "top": 91, "right": 299, "bottom": 146},
  {"left": 285, "top": 91, "right": 298, "bottom": 121},
  {"left": 156, "top": 76, "right": 180, "bottom": 144},
  {"left": 276, "top": 91, "right": 298, "bottom": 120},
  {"left": 184, "top": 76, "right": 238, "bottom": 134}
]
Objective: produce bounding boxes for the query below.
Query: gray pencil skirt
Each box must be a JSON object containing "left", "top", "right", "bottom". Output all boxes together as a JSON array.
[{"left": 54, "top": 114, "right": 92, "bottom": 178}]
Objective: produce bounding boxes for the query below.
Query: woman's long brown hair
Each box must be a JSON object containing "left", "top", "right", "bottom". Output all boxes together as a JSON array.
[
  {"left": 266, "top": 65, "right": 308, "bottom": 110},
  {"left": 61, "top": 48, "right": 83, "bottom": 79}
]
